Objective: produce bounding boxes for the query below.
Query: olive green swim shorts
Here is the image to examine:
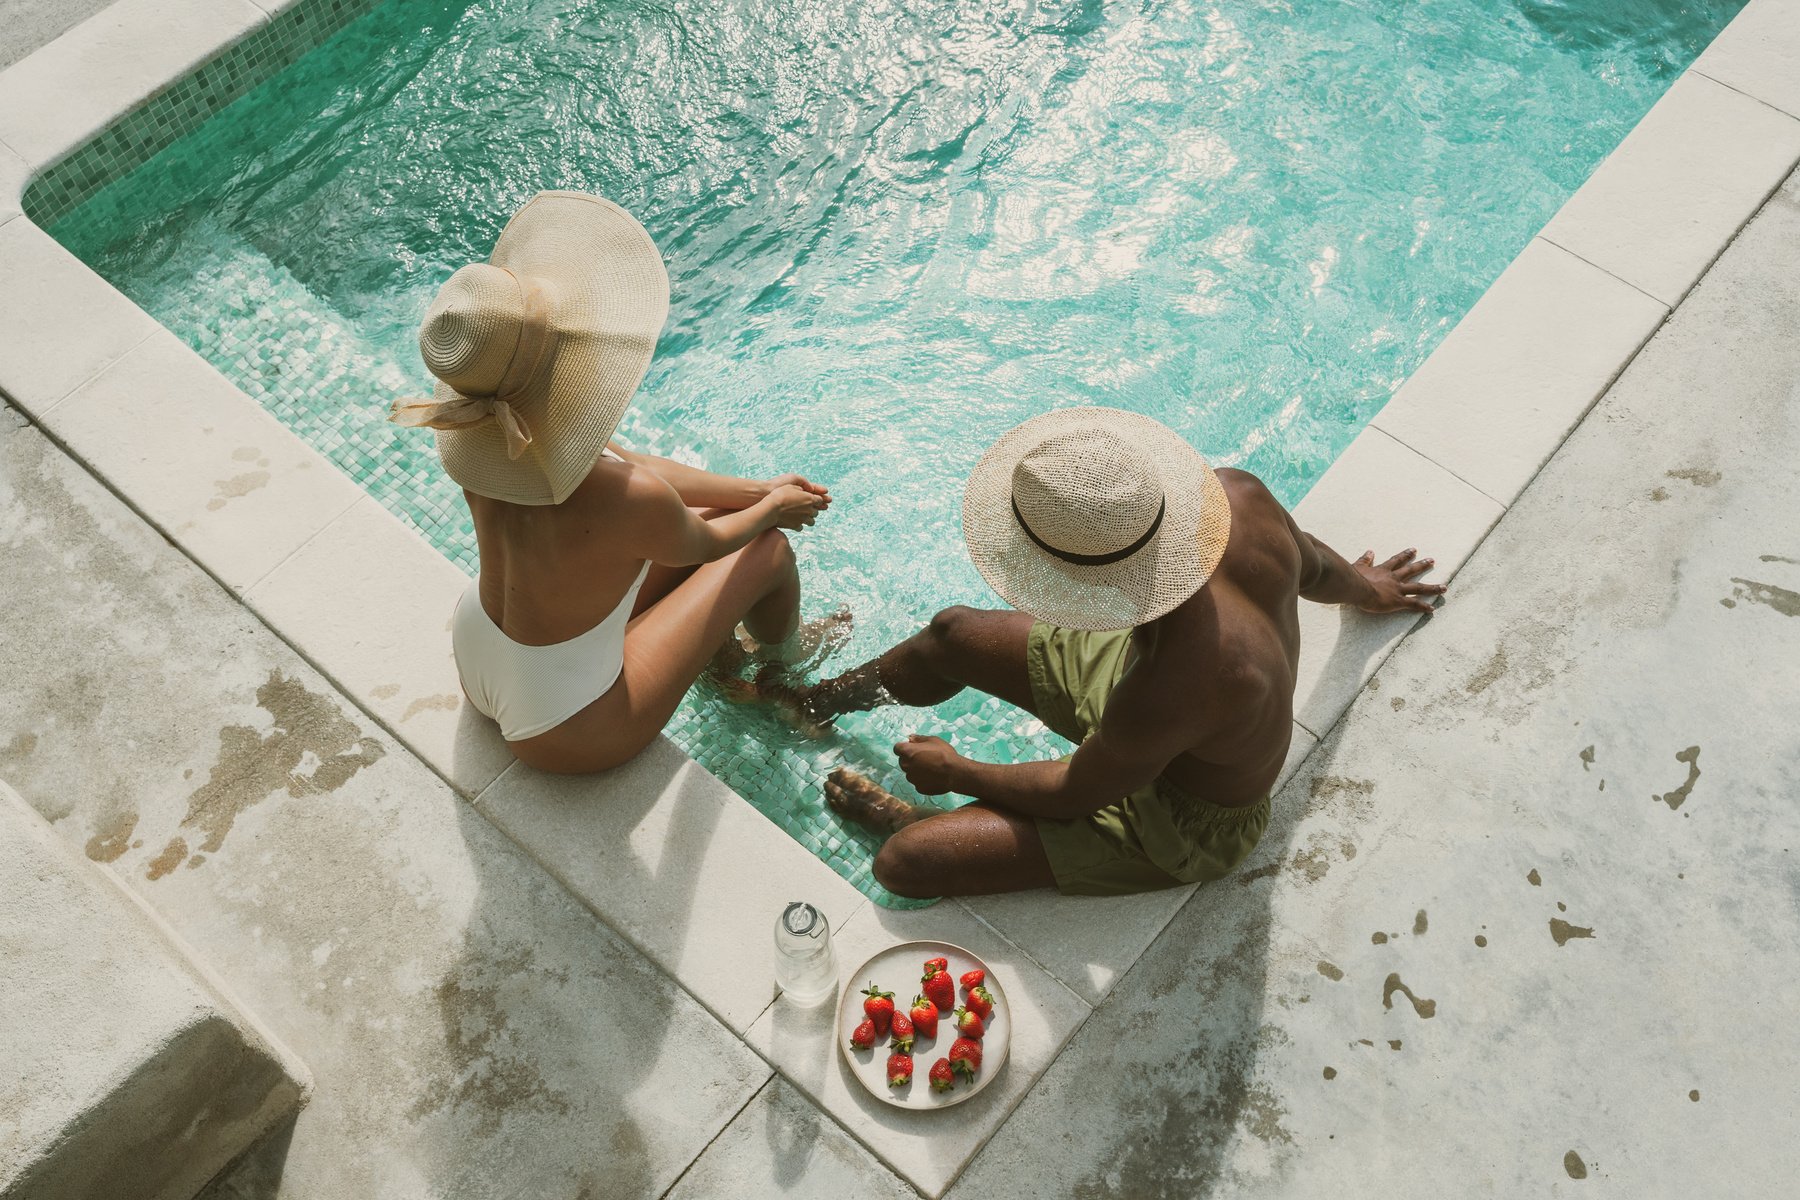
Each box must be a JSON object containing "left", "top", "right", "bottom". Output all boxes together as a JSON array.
[{"left": 1026, "top": 622, "right": 1271, "bottom": 897}]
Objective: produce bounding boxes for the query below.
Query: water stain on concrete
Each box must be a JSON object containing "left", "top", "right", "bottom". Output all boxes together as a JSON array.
[
  {"left": 84, "top": 810, "right": 137, "bottom": 862},
  {"left": 232, "top": 447, "right": 261, "bottom": 462},
  {"left": 1, "top": 730, "right": 37, "bottom": 762},
  {"left": 1464, "top": 648, "right": 1508, "bottom": 695},
  {"left": 1308, "top": 774, "right": 1376, "bottom": 821},
  {"left": 1564, "top": 1150, "right": 1588, "bottom": 1179},
  {"left": 146, "top": 837, "right": 187, "bottom": 881},
  {"left": 1237, "top": 857, "right": 1283, "bottom": 886},
  {"left": 206, "top": 470, "right": 270, "bottom": 512},
  {"left": 1413, "top": 910, "right": 1428, "bottom": 935},
  {"left": 1558, "top": 901, "right": 1567, "bottom": 912},
  {"left": 148, "top": 671, "right": 384, "bottom": 877},
  {"left": 401, "top": 693, "right": 460, "bottom": 722},
  {"left": 1689, "top": 1089, "right": 1700, "bottom": 1102},
  {"left": 1528, "top": 868, "right": 1542, "bottom": 886},
  {"left": 1391, "top": 696, "right": 1405, "bottom": 710},
  {"left": 1382, "top": 974, "right": 1436, "bottom": 1018},
  {"left": 1322, "top": 1066, "right": 1336, "bottom": 1080},
  {"left": 1649, "top": 486, "right": 1670, "bottom": 502},
  {"left": 1720, "top": 597, "right": 1737, "bottom": 608},
  {"left": 1371, "top": 932, "right": 1388, "bottom": 945},
  {"left": 1316, "top": 961, "right": 1344, "bottom": 982},
  {"left": 371, "top": 684, "right": 401, "bottom": 701},
  {"left": 1760, "top": 554, "right": 1798, "bottom": 566},
  {"left": 1550, "top": 918, "right": 1595, "bottom": 946},
  {"left": 410, "top": 944, "right": 574, "bottom": 1138},
  {"left": 1357, "top": 1039, "right": 1374, "bottom": 1047},
  {"left": 1387, "top": 1039, "right": 1402, "bottom": 1051},
  {"left": 1475, "top": 935, "right": 1488, "bottom": 947},
  {"left": 1726, "top": 577, "right": 1800, "bottom": 617},
  {"left": 1293, "top": 844, "right": 1332, "bottom": 883},
  {"left": 1666, "top": 466, "right": 1721, "bottom": 488},
  {"left": 1580, "top": 745, "right": 1595, "bottom": 771},
  {"left": 1656, "top": 746, "right": 1701, "bottom": 811}
]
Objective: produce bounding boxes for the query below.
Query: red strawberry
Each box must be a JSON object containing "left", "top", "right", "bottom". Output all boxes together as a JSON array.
[
  {"left": 922, "top": 965, "right": 954, "bottom": 1013},
  {"left": 953, "top": 1006, "right": 985, "bottom": 1039},
  {"left": 909, "top": 995, "right": 939, "bottom": 1039},
  {"left": 949, "top": 1036, "right": 982, "bottom": 1079},
  {"left": 959, "top": 968, "right": 985, "bottom": 990},
  {"left": 923, "top": 955, "right": 949, "bottom": 973},
  {"left": 849, "top": 1018, "right": 877, "bottom": 1052},
  {"left": 929, "top": 1058, "right": 955, "bottom": 1092},
  {"left": 886, "top": 1051, "right": 914, "bottom": 1088},
  {"left": 889, "top": 1012, "right": 915, "bottom": 1053},
  {"left": 964, "top": 984, "right": 995, "bottom": 1020},
  {"left": 861, "top": 983, "right": 895, "bottom": 1036}
]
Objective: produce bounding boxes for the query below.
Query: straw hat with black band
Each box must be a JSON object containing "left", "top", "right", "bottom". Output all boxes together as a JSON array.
[
  {"left": 390, "top": 191, "right": 670, "bottom": 505},
  {"left": 962, "top": 407, "right": 1232, "bottom": 631}
]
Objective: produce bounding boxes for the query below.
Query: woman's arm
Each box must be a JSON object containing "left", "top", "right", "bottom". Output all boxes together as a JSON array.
[
  {"left": 607, "top": 442, "right": 829, "bottom": 511},
  {"left": 616, "top": 468, "right": 825, "bottom": 567}
]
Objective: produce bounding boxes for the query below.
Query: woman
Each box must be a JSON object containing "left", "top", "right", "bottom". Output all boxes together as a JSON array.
[{"left": 391, "top": 191, "right": 831, "bottom": 773}]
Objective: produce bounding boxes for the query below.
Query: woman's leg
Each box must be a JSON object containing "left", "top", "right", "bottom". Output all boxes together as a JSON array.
[{"left": 516, "top": 530, "right": 802, "bottom": 772}]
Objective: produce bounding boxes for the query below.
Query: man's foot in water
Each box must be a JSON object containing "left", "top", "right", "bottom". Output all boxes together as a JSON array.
[{"left": 824, "top": 767, "right": 927, "bottom": 836}]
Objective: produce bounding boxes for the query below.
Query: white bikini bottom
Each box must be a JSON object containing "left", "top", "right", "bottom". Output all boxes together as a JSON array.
[{"left": 452, "top": 561, "right": 650, "bottom": 742}]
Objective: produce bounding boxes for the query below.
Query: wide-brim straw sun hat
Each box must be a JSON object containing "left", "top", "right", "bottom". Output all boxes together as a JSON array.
[
  {"left": 390, "top": 191, "right": 669, "bottom": 505},
  {"left": 962, "top": 407, "right": 1232, "bottom": 631}
]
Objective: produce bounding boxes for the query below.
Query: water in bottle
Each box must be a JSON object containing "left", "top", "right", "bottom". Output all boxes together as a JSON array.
[{"left": 773, "top": 901, "right": 837, "bottom": 1006}]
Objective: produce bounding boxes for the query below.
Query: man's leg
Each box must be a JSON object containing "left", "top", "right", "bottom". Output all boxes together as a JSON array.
[
  {"left": 826, "top": 769, "right": 1056, "bottom": 897},
  {"left": 794, "top": 605, "right": 1038, "bottom": 722}
]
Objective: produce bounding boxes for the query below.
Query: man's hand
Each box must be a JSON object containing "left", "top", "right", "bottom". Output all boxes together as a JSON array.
[
  {"left": 1352, "top": 548, "right": 1445, "bottom": 615},
  {"left": 894, "top": 734, "right": 961, "bottom": 796},
  {"left": 763, "top": 474, "right": 832, "bottom": 509}
]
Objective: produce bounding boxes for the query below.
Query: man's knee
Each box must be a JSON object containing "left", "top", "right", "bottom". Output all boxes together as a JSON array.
[
  {"left": 873, "top": 832, "right": 936, "bottom": 899},
  {"left": 924, "top": 604, "right": 981, "bottom": 655}
]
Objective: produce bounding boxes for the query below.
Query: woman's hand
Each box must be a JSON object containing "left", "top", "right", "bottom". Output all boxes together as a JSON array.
[
  {"left": 766, "top": 483, "right": 828, "bottom": 531},
  {"left": 764, "top": 473, "right": 832, "bottom": 509}
]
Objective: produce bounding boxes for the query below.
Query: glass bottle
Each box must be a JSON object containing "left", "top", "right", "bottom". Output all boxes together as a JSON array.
[{"left": 773, "top": 901, "right": 837, "bottom": 1005}]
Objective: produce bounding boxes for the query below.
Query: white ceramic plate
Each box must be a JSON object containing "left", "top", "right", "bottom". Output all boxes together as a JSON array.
[{"left": 836, "top": 939, "right": 1010, "bottom": 1109}]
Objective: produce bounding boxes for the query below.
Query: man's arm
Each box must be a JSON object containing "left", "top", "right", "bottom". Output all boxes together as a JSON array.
[
  {"left": 1286, "top": 511, "right": 1445, "bottom": 614},
  {"left": 893, "top": 680, "right": 1187, "bottom": 820},
  {"left": 607, "top": 442, "right": 830, "bottom": 512}
]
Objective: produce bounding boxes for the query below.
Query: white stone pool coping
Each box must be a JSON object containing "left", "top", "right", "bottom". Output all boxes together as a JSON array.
[{"left": 1, "top": 0, "right": 1796, "bottom": 1192}]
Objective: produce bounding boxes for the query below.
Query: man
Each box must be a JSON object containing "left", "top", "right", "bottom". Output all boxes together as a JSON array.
[{"left": 784, "top": 407, "right": 1442, "bottom": 899}]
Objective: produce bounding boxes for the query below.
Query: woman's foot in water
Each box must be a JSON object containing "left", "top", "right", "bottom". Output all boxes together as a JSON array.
[
  {"left": 824, "top": 767, "right": 927, "bottom": 835},
  {"left": 741, "top": 606, "right": 854, "bottom": 669}
]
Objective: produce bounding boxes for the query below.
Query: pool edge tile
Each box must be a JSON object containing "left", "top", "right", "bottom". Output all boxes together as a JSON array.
[
  {"left": 0, "top": 0, "right": 271, "bottom": 171},
  {"left": 1289, "top": 428, "right": 1503, "bottom": 739},
  {"left": 1371, "top": 238, "right": 1669, "bottom": 508},
  {"left": 474, "top": 736, "right": 874, "bottom": 1035},
  {"left": 242, "top": 493, "right": 516, "bottom": 799},
  {"left": 1539, "top": 70, "right": 1800, "bottom": 307},
  {"left": 955, "top": 721, "right": 1319, "bottom": 1008},
  {"left": 744, "top": 900, "right": 1091, "bottom": 1198},
  {"left": 0, "top": 219, "right": 158, "bottom": 416},
  {"left": 1692, "top": 0, "right": 1800, "bottom": 120},
  {"left": 40, "top": 328, "right": 368, "bottom": 594}
]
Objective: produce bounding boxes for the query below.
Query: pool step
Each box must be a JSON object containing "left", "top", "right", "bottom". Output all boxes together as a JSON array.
[{"left": 0, "top": 779, "right": 308, "bottom": 1200}]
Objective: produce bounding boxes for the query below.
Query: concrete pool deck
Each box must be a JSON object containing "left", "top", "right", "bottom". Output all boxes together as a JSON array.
[{"left": 2, "top": 0, "right": 1798, "bottom": 1195}]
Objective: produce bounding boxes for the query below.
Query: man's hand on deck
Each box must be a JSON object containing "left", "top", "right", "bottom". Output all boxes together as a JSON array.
[
  {"left": 1352, "top": 548, "right": 1445, "bottom": 615},
  {"left": 894, "top": 734, "right": 960, "bottom": 796}
]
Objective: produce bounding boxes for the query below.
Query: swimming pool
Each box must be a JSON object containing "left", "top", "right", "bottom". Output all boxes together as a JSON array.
[{"left": 47, "top": 0, "right": 1744, "bottom": 906}]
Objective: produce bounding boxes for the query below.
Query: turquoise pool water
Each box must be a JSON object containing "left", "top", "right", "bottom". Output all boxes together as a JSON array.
[{"left": 53, "top": 0, "right": 1743, "bottom": 906}]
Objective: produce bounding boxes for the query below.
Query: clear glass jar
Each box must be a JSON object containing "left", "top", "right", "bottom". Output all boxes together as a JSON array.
[{"left": 773, "top": 901, "right": 837, "bottom": 1005}]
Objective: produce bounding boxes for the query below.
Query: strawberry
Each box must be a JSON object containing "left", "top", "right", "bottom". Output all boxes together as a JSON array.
[
  {"left": 964, "top": 984, "right": 995, "bottom": 1020},
  {"left": 923, "top": 955, "right": 949, "bottom": 974},
  {"left": 889, "top": 1012, "right": 915, "bottom": 1053},
  {"left": 959, "top": 968, "right": 985, "bottom": 990},
  {"left": 949, "top": 1036, "right": 982, "bottom": 1080},
  {"left": 909, "top": 995, "right": 939, "bottom": 1040},
  {"left": 929, "top": 1058, "right": 955, "bottom": 1092},
  {"left": 849, "top": 1018, "right": 877, "bottom": 1052},
  {"left": 861, "top": 983, "right": 895, "bottom": 1037},
  {"left": 886, "top": 1051, "right": 914, "bottom": 1088},
  {"left": 953, "top": 1006, "right": 985, "bottom": 1040},
  {"left": 922, "top": 964, "right": 954, "bottom": 1013}
]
